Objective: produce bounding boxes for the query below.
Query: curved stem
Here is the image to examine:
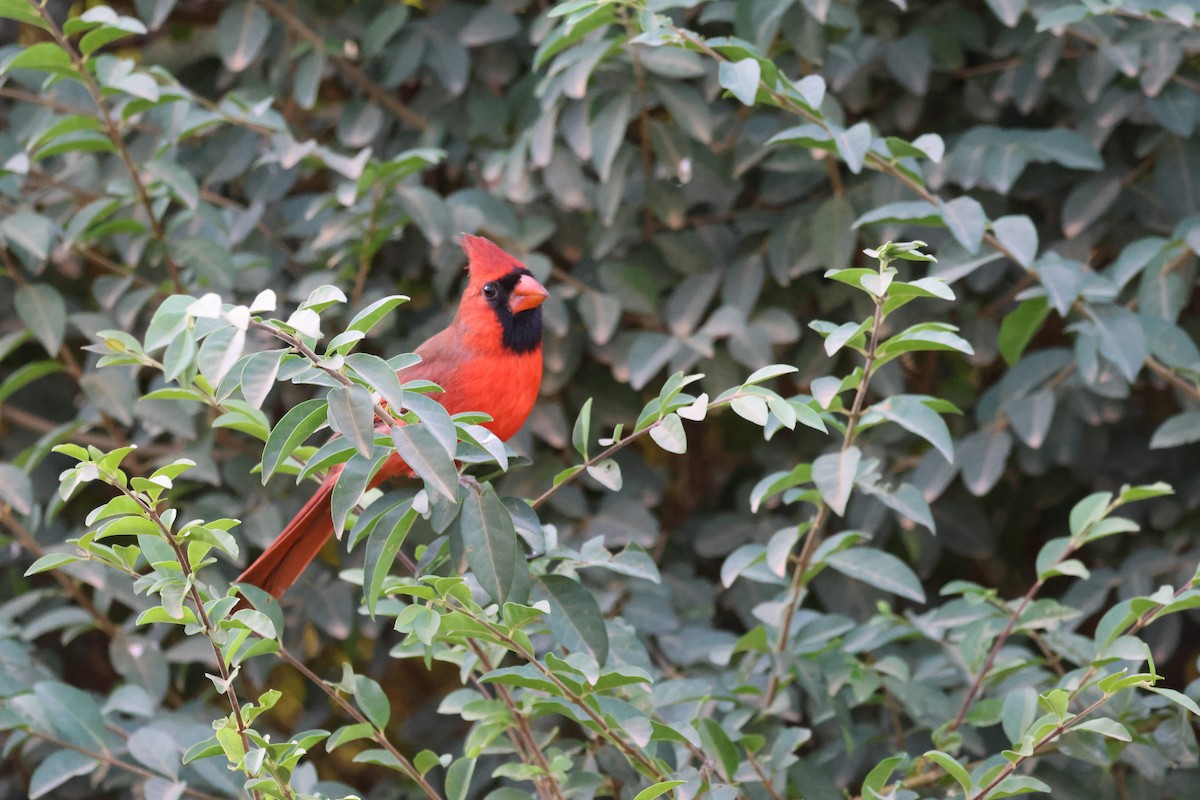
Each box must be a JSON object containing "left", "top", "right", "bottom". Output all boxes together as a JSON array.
[
  {"left": 30, "top": 1, "right": 182, "bottom": 291},
  {"left": 763, "top": 294, "right": 885, "bottom": 708},
  {"left": 275, "top": 644, "right": 445, "bottom": 800},
  {"left": 531, "top": 391, "right": 752, "bottom": 510}
]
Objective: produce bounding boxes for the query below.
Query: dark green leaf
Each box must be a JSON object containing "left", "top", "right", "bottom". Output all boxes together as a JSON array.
[
  {"left": 364, "top": 501, "right": 417, "bottom": 615},
  {"left": 261, "top": 398, "right": 328, "bottom": 483},
  {"left": 218, "top": 2, "right": 270, "bottom": 72},
  {"left": 957, "top": 429, "right": 1012, "bottom": 496},
  {"left": 29, "top": 750, "right": 95, "bottom": 799},
  {"left": 832, "top": 122, "right": 872, "bottom": 174},
  {"left": 812, "top": 446, "right": 860, "bottom": 516},
  {"left": 535, "top": 574, "right": 608, "bottom": 665},
  {"left": 15, "top": 284, "right": 65, "bottom": 355},
  {"left": 459, "top": 484, "right": 523, "bottom": 605},
  {"left": 34, "top": 682, "right": 107, "bottom": 750},
  {"left": 1150, "top": 410, "right": 1200, "bottom": 449},
  {"left": 329, "top": 384, "right": 377, "bottom": 459},
  {"left": 939, "top": 196, "right": 987, "bottom": 254},
  {"left": 353, "top": 674, "right": 390, "bottom": 729},
  {"left": 391, "top": 424, "right": 458, "bottom": 501},
  {"left": 826, "top": 548, "right": 925, "bottom": 603},
  {"left": 0, "top": 463, "right": 33, "bottom": 515}
]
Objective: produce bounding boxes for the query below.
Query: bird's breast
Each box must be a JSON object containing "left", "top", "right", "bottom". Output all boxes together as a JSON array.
[{"left": 438, "top": 351, "right": 543, "bottom": 442}]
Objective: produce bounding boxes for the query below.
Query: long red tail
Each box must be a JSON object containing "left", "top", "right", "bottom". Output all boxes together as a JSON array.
[{"left": 236, "top": 471, "right": 339, "bottom": 598}]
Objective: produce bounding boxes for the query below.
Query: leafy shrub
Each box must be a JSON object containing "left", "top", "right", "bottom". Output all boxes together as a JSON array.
[{"left": 1, "top": 1, "right": 1199, "bottom": 799}]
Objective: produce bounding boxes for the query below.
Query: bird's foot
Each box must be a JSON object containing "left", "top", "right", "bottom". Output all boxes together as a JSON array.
[{"left": 458, "top": 473, "right": 482, "bottom": 492}]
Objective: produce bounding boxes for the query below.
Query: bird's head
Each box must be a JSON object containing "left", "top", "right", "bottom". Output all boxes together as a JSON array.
[{"left": 458, "top": 234, "right": 549, "bottom": 354}]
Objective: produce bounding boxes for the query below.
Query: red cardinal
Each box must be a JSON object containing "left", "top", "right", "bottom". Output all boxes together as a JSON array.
[{"left": 237, "top": 235, "right": 549, "bottom": 598}]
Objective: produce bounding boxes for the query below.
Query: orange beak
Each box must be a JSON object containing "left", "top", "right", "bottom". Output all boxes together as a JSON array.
[{"left": 509, "top": 274, "right": 549, "bottom": 315}]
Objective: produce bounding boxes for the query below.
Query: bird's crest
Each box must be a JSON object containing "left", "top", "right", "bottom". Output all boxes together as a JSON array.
[{"left": 460, "top": 234, "right": 525, "bottom": 283}]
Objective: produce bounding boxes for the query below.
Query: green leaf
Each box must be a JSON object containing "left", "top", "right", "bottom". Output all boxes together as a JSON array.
[
  {"left": 1146, "top": 686, "right": 1200, "bottom": 717},
  {"left": 328, "top": 722, "right": 374, "bottom": 751},
  {"left": 196, "top": 326, "right": 245, "bottom": 388},
  {"left": 80, "top": 14, "right": 148, "bottom": 57},
  {"left": 767, "top": 123, "right": 835, "bottom": 150},
  {"left": 999, "top": 298, "right": 1051, "bottom": 366},
  {"left": 923, "top": 750, "right": 972, "bottom": 795},
  {"left": 345, "top": 352, "right": 406, "bottom": 412},
  {"left": 572, "top": 397, "right": 593, "bottom": 459},
  {"left": 1118, "top": 482, "right": 1174, "bottom": 503},
  {"left": 459, "top": 484, "right": 522, "bottom": 605},
  {"left": 391, "top": 424, "right": 458, "bottom": 501},
  {"left": 535, "top": 574, "right": 608, "bottom": 666},
  {"left": 718, "top": 58, "right": 760, "bottom": 106},
  {"left": 854, "top": 201, "right": 941, "bottom": 229},
  {"left": 877, "top": 323, "right": 974, "bottom": 361},
  {"left": 348, "top": 294, "right": 409, "bottom": 335},
  {"left": 862, "top": 755, "right": 904, "bottom": 798},
  {"left": 939, "top": 196, "right": 987, "bottom": 254},
  {"left": 353, "top": 674, "right": 390, "bottom": 730},
  {"left": 331, "top": 450, "right": 383, "bottom": 536},
  {"left": 29, "top": 750, "right": 95, "bottom": 799},
  {"left": 5, "top": 43, "right": 75, "bottom": 76},
  {"left": 812, "top": 446, "right": 860, "bottom": 516},
  {"left": 1071, "top": 717, "right": 1131, "bottom": 741},
  {"left": 870, "top": 395, "right": 955, "bottom": 463},
  {"left": 958, "top": 429, "right": 1012, "bottom": 496},
  {"left": 633, "top": 781, "right": 687, "bottom": 800},
  {"left": 1007, "top": 389, "right": 1055, "bottom": 448},
  {"left": 1069, "top": 491, "right": 1112, "bottom": 538},
  {"left": 363, "top": 501, "right": 417, "bottom": 615},
  {"left": 833, "top": 121, "right": 872, "bottom": 174},
  {"left": 0, "top": 212, "right": 54, "bottom": 263},
  {"left": 34, "top": 682, "right": 107, "bottom": 750},
  {"left": 825, "top": 547, "right": 925, "bottom": 603},
  {"left": 1150, "top": 411, "right": 1200, "bottom": 449},
  {"left": 25, "top": 552, "right": 80, "bottom": 576},
  {"left": 261, "top": 398, "right": 328, "bottom": 483},
  {"left": 989, "top": 776, "right": 1052, "bottom": 797},
  {"left": 731, "top": 395, "right": 769, "bottom": 426},
  {"left": 0, "top": 463, "right": 33, "bottom": 515},
  {"left": 585, "top": 459, "right": 622, "bottom": 491},
  {"left": 0, "top": 0, "right": 51, "bottom": 30},
  {"left": 240, "top": 349, "right": 286, "bottom": 409},
  {"left": 649, "top": 413, "right": 687, "bottom": 454},
  {"left": 146, "top": 159, "right": 199, "bottom": 210},
  {"left": 15, "top": 284, "right": 65, "bottom": 355},
  {"left": 218, "top": 1, "right": 270, "bottom": 72},
  {"left": 1088, "top": 304, "right": 1145, "bottom": 383},
  {"left": 329, "top": 384, "right": 377, "bottom": 459},
  {"left": 699, "top": 718, "right": 739, "bottom": 778},
  {"left": 744, "top": 364, "right": 799, "bottom": 385},
  {"left": 445, "top": 757, "right": 476, "bottom": 800},
  {"left": 992, "top": 214, "right": 1038, "bottom": 268}
]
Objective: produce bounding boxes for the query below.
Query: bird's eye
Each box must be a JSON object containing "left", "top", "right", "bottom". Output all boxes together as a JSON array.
[{"left": 482, "top": 283, "right": 498, "bottom": 299}]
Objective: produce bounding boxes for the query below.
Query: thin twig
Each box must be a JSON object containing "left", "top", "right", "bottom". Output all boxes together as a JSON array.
[
  {"left": 0, "top": 504, "right": 120, "bottom": 638},
  {"left": 275, "top": 644, "right": 446, "bottom": 800},
  {"left": 19, "top": 729, "right": 225, "bottom": 800},
  {"left": 255, "top": 0, "right": 427, "bottom": 131},
  {"left": 31, "top": 1, "right": 183, "bottom": 291},
  {"left": 530, "top": 390, "right": 754, "bottom": 510},
  {"left": 763, "top": 291, "right": 886, "bottom": 708},
  {"left": 469, "top": 643, "right": 567, "bottom": 800},
  {"left": 351, "top": 189, "right": 384, "bottom": 306},
  {"left": 669, "top": 23, "right": 1200, "bottom": 410},
  {"left": 437, "top": 595, "right": 671, "bottom": 783},
  {"left": 113, "top": 483, "right": 255, "bottom": 760}
]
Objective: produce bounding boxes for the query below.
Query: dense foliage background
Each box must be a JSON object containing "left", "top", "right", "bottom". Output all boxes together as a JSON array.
[{"left": 2, "top": 0, "right": 1200, "bottom": 798}]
